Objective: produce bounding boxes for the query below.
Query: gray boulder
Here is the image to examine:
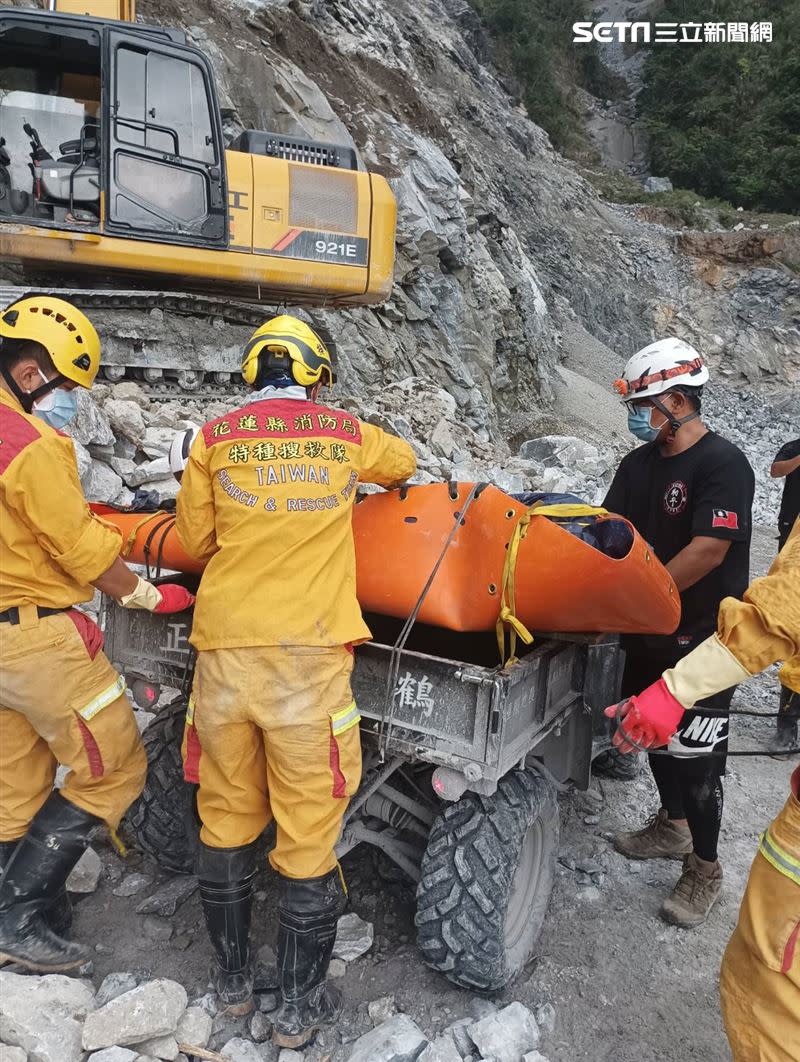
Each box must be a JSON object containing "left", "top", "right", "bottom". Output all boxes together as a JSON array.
[
  {"left": 67, "top": 392, "right": 115, "bottom": 447},
  {"left": 174, "top": 1007, "right": 212, "bottom": 1051},
  {"left": 66, "top": 846, "right": 102, "bottom": 893},
  {"left": 95, "top": 973, "right": 139, "bottom": 1008},
  {"left": 82, "top": 980, "right": 187, "bottom": 1052},
  {"left": 81, "top": 459, "right": 123, "bottom": 504},
  {"left": 87, "top": 1050, "right": 138, "bottom": 1062},
  {"left": 333, "top": 912, "right": 374, "bottom": 961},
  {"left": 128, "top": 1035, "right": 178, "bottom": 1061},
  {"left": 418, "top": 1035, "right": 463, "bottom": 1062},
  {"left": 218, "top": 1039, "right": 274, "bottom": 1062},
  {"left": 0, "top": 971, "right": 95, "bottom": 1062},
  {"left": 467, "top": 1002, "right": 539, "bottom": 1062},
  {"left": 345, "top": 1014, "right": 427, "bottom": 1062},
  {"left": 104, "top": 399, "right": 146, "bottom": 445},
  {"left": 0, "top": 1046, "right": 29, "bottom": 1062}
]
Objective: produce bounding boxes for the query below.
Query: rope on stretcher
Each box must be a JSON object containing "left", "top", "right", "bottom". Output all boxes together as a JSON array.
[{"left": 495, "top": 502, "right": 610, "bottom": 665}]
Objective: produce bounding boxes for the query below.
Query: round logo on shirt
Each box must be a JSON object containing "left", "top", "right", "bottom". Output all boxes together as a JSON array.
[{"left": 663, "top": 479, "right": 688, "bottom": 516}]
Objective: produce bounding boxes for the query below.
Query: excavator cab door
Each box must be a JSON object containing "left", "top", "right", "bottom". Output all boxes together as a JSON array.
[{"left": 103, "top": 29, "right": 227, "bottom": 247}]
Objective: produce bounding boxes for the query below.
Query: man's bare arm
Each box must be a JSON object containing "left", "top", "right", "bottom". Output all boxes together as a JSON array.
[
  {"left": 666, "top": 536, "right": 732, "bottom": 592},
  {"left": 771, "top": 455, "right": 800, "bottom": 479}
]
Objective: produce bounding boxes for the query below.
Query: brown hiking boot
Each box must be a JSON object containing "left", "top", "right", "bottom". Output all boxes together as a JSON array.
[
  {"left": 661, "top": 853, "right": 722, "bottom": 927},
  {"left": 613, "top": 808, "right": 693, "bottom": 861}
]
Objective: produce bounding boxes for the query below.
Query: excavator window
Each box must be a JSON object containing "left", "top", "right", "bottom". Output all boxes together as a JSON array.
[
  {"left": 105, "top": 30, "right": 227, "bottom": 244},
  {"left": 0, "top": 21, "right": 102, "bottom": 226},
  {"left": 115, "top": 46, "right": 214, "bottom": 165}
]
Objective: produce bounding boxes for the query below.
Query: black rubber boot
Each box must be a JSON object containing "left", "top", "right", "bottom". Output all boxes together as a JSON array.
[
  {"left": 272, "top": 868, "right": 347, "bottom": 1049},
  {"left": 0, "top": 792, "right": 100, "bottom": 972},
  {"left": 197, "top": 840, "right": 259, "bottom": 1016},
  {"left": 777, "top": 686, "right": 799, "bottom": 749},
  {"left": 0, "top": 839, "right": 74, "bottom": 936}
]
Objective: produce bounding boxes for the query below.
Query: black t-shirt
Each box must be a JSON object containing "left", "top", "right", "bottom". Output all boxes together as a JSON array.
[
  {"left": 775, "top": 438, "right": 800, "bottom": 529},
  {"left": 604, "top": 431, "right": 754, "bottom": 652}
]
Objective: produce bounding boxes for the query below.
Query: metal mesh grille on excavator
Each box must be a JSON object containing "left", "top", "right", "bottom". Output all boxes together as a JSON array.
[{"left": 289, "top": 166, "right": 359, "bottom": 235}]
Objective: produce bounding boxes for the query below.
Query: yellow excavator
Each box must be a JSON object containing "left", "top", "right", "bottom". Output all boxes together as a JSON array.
[{"left": 0, "top": 0, "right": 396, "bottom": 306}]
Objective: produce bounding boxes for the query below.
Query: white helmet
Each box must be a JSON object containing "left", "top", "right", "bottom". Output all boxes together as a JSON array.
[
  {"left": 169, "top": 423, "right": 199, "bottom": 478},
  {"left": 613, "top": 338, "right": 709, "bottom": 404}
]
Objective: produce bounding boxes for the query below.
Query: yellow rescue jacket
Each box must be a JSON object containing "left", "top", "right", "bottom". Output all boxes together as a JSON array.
[
  {"left": 176, "top": 394, "right": 416, "bottom": 650},
  {"left": 717, "top": 517, "right": 800, "bottom": 694},
  {"left": 0, "top": 389, "right": 122, "bottom": 611}
]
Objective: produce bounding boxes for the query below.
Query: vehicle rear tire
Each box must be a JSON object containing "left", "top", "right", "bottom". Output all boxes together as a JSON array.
[
  {"left": 414, "top": 768, "right": 558, "bottom": 992},
  {"left": 592, "top": 746, "right": 643, "bottom": 780},
  {"left": 124, "top": 697, "right": 199, "bottom": 875}
]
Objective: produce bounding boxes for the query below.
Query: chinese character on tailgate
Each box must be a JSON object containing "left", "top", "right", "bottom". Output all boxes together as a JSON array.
[
  {"left": 317, "top": 414, "right": 337, "bottom": 431},
  {"left": 265, "top": 416, "right": 287, "bottom": 432},
  {"left": 212, "top": 421, "right": 231, "bottom": 437},
  {"left": 329, "top": 443, "right": 349, "bottom": 463},
  {"left": 293, "top": 414, "right": 313, "bottom": 432},
  {"left": 341, "top": 419, "right": 357, "bottom": 436},
  {"left": 228, "top": 444, "right": 250, "bottom": 463},
  {"left": 238, "top": 414, "right": 259, "bottom": 431}
]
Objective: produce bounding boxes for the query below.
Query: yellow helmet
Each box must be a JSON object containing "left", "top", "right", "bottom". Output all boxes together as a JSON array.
[
  {"left": 0, "top": 295, "right": 101, "bottom": 388},
  {"left": 241, "top": 315, "right": 335, "bottom": 389}
]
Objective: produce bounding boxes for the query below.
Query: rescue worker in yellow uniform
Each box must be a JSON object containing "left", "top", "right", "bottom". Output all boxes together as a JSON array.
[
  {"left": 0, "top": 295, "right": 194, "bottom": 972},
  {"left": 176, "top": 315, "right": 416, "bottom": 1047},
  {"left": 606, "top": 518, "right": 799, "bottom": 1062}
]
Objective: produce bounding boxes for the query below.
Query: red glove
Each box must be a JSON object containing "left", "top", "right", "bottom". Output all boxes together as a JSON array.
[
  {"left": 604, "top": 678, "right": 686, "bottom": 754},
  {"left": 67, "top": 609, "right": 104, "bottom": 660},
  {"left": 153, "top": 584, "right": 196, "bottom": 614}
]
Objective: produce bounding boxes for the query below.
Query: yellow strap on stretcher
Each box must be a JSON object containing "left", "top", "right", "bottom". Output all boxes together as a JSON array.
[
  {"left": 496, "top": 510, "right": 535, "bottom": 666},
  {"left": 119, "top": 511, "right": 170, "bottom": 558},
  {"left": 494, "top": 503, "right": 609, "bottom": 665},
  {"left": 529, "top": 503, "right": 609, "bottom": 520}
]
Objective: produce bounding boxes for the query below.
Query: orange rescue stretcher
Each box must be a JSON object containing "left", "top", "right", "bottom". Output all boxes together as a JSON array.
[{"left": 91, "top": 482, "right": 680, "bottom": 641}]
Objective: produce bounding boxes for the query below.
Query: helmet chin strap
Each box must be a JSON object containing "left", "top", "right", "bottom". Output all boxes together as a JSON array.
[
  {"left": 650, "top": 395, "right": 699, "bottom": 436},
  {"left": 0, "top": 364, "right": 66, "bottom": 413}
]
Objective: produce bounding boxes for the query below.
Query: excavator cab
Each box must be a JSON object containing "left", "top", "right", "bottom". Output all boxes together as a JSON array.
[
  {"left": 0, "top": 11, "right": 226, "bottom": 241},
  {"left": 0, "top": 5, "right": 396, "bottom": 305}
]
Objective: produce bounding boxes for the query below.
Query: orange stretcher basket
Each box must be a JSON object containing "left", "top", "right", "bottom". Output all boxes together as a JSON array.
[{"left": 91, "top": 482, "right": 680, "bottom": 638}]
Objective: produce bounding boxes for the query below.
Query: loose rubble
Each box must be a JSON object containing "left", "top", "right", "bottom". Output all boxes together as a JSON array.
[
  {"left": 333, "top": 912, "right": 374, "bottom": 962},
  {"left": 0, "top": 966, "right": 555, "bottom": 1062},
  {"left": 67, "top": 848, "right": 104, "bottom": 894}
]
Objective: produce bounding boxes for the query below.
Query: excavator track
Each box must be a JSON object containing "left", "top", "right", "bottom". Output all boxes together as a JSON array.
[{"left": 0, "top": 283, "right": 282, "bottom": 398}]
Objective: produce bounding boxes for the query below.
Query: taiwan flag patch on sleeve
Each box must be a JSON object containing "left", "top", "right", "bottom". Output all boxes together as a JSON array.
[{"left": 712, "top": 509, "right": 739, "bottom": 529}]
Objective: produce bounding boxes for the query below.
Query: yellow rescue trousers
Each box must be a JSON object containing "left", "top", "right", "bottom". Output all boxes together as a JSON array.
[
  {"left": 0, "top": 607, "right": 146, "bottom": 838},
  {"left": 720, "top": 770, "right": 800, "bottom": 1062},
  {"left": 184, "top": 644, "right": 362, "bottom": 879}
]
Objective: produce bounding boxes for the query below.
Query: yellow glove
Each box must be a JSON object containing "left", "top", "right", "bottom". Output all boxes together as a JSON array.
[{"left": 118, "top": 576, "right": 195, "bottom": 614}]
